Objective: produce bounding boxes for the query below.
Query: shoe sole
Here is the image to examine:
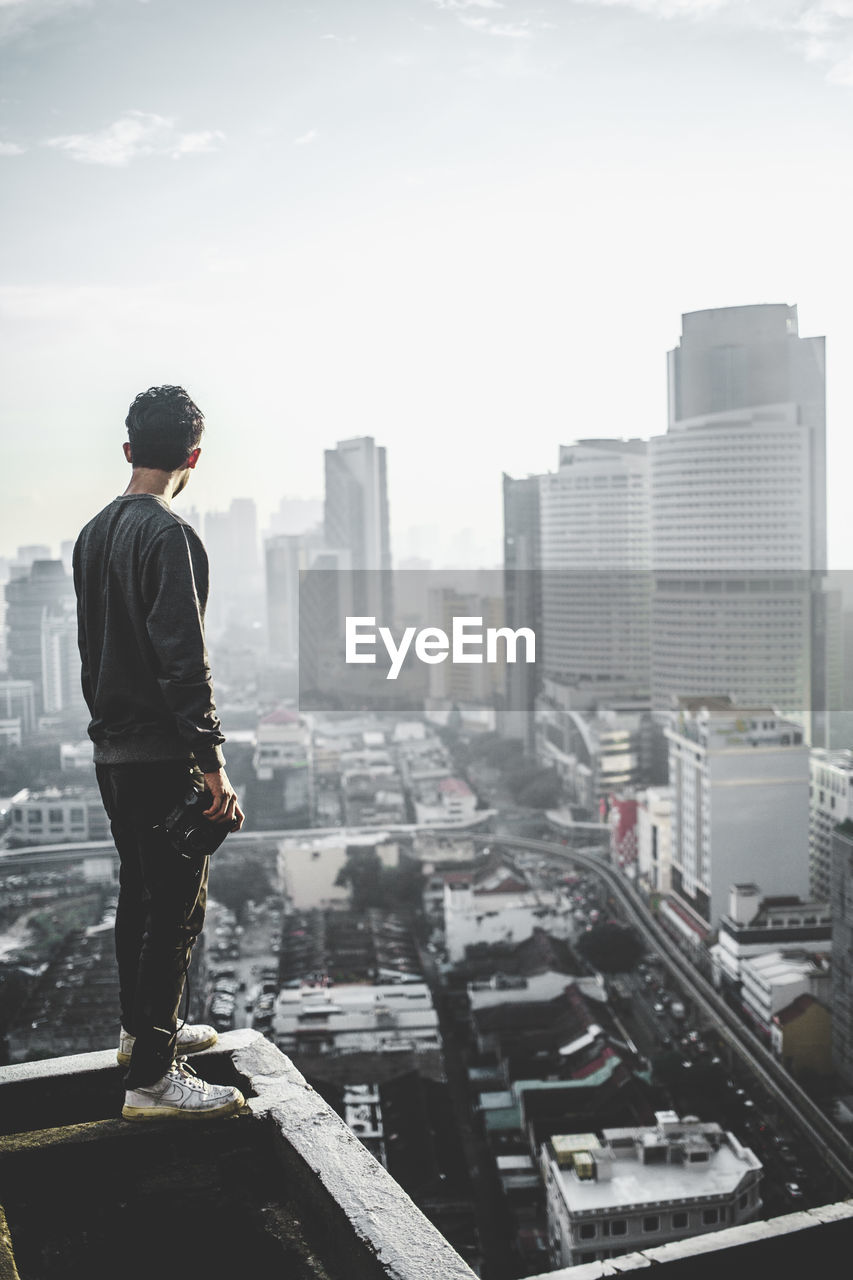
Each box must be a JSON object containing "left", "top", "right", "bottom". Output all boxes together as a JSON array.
[
  {"left": 117, "top": 1031, "right": 219, "bottom": 1067},
  {"left": 121, "top": 1090, "right": 245, "bottom": 1121}
]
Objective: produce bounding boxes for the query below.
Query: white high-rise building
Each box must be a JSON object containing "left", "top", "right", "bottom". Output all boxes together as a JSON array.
[
  {"left": 666, "top": 697, "right": 809, "bottom": 931},
  {"left": 650, "top": 304, "right": 828, "bottom": 745},
  {"left": 809, "top": 748, "right": 853, "bottom": 901},
  {"left": 538, "top": 439, "right": 650, "bottom": 695}
]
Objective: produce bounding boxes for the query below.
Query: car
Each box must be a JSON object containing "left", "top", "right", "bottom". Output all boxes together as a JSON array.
[{"left": 785, "top": 1182, "right": 804, "bottom": 1200}]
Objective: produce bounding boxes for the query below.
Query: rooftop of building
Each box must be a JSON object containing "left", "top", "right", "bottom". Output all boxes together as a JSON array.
[
  {"left": 742, "top": 950, "right": 830, "bottom": 983},
  {"left": 810, "top": 747, "right": 853, "bottom": 770},
  {"left": 721, "top": 889, "right": 831, "bottom": 933},
  {"left": 467, "top": 970, "right": 576, "bottom": 1011},
  {"left": 0, "top": 1030, "right": 477, "bottom": 1280},
  {"left": 773, "top": 992, "right": 828, "bottom": 1027},
  {"left": 545, "top": 1114, "right": 761, "bottom": 1213},
  {"left": 11, "top": 786, "right": 100, "bottom": 803}
]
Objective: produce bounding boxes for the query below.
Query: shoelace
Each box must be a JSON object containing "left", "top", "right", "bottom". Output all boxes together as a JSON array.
[{"left": 168, "top": 1057, "right": 208, "bottom": 1091}]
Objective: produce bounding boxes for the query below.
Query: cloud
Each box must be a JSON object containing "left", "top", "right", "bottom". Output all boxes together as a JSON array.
[
  {"left": 429, "top": 1, "right": 506, "bottom": 9},
  {"left": 459, "top": 15, "right": 532, "bottom": 36},
  {"left": 570, "top": 0, "right": 853, "bottom": 84},
  {"left": 571, "top": 0, "right": 726, "bottom": 15},
  {"left": 0, "top": 0, "right": 91, "bottom": 45},
  {"left": 428, "top": 0, "right": 546, "bottom": 37},
  {"left": 44, "top": 111, "right": 225, "bottom": 166},
  {"left": 293, "top": 129, "right": 317, "bottom": 146},
  {"left": 0, "top": 140, "right": 25, "bottom": 155}
]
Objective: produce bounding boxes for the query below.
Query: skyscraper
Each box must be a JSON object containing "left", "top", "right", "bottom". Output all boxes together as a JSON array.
[
  {"left": 265, "top": 528, "right": 325, "bottom": 665},
  {"left": 4, "top": 560, "right": 75, "bottom": 715},
  {"left": 203, "top": 497, "right": 262, "bottom": 637},
  {"left": 650, "top": 304, "right": 828, "bottom": 744},
  {"left": 539, "top": 439, "right": 651, "bottom": 696},
  {"left": 324, "top": 436, "right": 391, "bottom": 620}
]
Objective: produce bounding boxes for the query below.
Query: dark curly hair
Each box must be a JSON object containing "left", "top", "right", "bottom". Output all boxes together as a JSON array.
[{"left": 125, "top": 385, "right": 205, "bottom": 471}]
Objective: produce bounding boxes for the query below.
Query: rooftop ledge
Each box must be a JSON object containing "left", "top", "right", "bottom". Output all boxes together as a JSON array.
[
  {"left": 527, "top": 1200, "right": 853, "bottom": 1280},
  {"left": 0, "top": 1029, "right": 478, "bottom": 1280}
]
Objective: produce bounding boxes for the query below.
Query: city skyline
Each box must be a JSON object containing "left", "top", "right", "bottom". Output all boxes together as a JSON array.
[{"left": 4, "top": 3, "right": 853, "bottom": 565}]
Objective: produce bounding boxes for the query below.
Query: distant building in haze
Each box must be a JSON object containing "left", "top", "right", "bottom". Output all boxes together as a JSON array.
[
  {"left": 324, "top": 436, "right": 392, "bottom": 620},
  {"left": 664, "top": 696, "right": 809, "bottom": 934},
  {"left": 4, "top": 560, "right": 74, "bottom": 716},
  {"left": 650, "top": 304, "right": 829, "bottom": 746}
]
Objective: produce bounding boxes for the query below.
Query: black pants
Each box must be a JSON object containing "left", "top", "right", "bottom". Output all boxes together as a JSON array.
[{"left": 96, "top": 760, "right": 210, "bottom": 1089}]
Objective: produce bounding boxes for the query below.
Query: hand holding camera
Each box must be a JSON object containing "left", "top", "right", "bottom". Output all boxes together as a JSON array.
[{"left": 160, "top": 768, "right": 245, "bottom": 861}]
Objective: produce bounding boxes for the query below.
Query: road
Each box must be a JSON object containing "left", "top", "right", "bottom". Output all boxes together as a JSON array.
[{"left": 468, "top": 833, "right": 853, "bottom": 1198}]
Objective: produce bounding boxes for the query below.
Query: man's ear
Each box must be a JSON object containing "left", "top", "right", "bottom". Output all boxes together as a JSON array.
[
  {"left": 186, "top": 447, "right": 201, "bottom": 470},
  {"left": 123, "top": 442, "right": 133, "bottom": 464}
]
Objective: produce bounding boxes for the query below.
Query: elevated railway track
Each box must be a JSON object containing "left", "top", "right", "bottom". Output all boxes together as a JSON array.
[{"left": 473, "top": 832, "right": 853, "bottom": 1195}]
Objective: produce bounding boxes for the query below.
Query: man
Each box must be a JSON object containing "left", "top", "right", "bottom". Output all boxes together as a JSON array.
[{"left": 73, "top": 385, "right": 246, "bottom": 1120}]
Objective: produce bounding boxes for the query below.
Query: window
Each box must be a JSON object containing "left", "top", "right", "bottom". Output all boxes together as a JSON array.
[
  {"left": 643, "top": 1216, "right": 660, "bottom": 1233},
  {"left": 48, "top": 808, "right": 63, "bottom": 824},
  {"left": 702, "top": 1208, "right": 719, "bottom": 1225},
  {"left": 610, "top": 1220, "right": 627, "bottom": 1236},
  {"left": 579, "top": 1224, "right": 596, "bottom": 1240},
  {"left": 672, "top": 1212, "right": 688, "bottom": 1229}
]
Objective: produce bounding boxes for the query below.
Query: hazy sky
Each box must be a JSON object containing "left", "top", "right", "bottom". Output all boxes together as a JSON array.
[{"left": 3, "top": 0, "right": 853, "bottom": 565}]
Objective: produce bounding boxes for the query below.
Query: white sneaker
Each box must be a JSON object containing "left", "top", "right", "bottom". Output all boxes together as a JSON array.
[
  {"left": 122, "top": 1059, "right": 245, "bottom": 1121},
  {"left": 117, "top": 1023, "right": 218, "bottom": 1067}
]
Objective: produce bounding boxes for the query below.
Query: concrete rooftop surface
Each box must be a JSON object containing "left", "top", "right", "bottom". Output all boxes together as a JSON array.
[{"left": 0, "top": 1029, "right": 478, "bottom": 1280}]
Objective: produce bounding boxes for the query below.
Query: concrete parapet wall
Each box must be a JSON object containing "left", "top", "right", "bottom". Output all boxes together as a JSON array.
[{"left": 0, "top": 1029, "right": 477, "bottom": 1280}]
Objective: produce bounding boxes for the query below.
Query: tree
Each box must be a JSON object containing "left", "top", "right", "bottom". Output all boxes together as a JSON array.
[
  {"left": 576, "top": 921, "right": 644, "bottom": 974},
  {"left": 208, "top": 848, "right": 277, "bottom": 918}
]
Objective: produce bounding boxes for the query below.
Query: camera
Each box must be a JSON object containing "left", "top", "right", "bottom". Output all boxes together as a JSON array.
[{"left": 159, "top": 785, "right": 235, "bottom": 859}]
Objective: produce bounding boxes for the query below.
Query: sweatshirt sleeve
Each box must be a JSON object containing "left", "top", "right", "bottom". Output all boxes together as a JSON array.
[{"left": 140, "top": 523, "right": 226, "bottom": 773}]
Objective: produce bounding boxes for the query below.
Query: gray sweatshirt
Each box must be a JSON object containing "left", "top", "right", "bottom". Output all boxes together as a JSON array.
[{"left": 72, "top": 493, "right": 226, "bottom": 773}]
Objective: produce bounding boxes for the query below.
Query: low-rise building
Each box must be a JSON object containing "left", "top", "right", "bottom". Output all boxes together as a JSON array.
[
  {"left": 770, "top": 993, "right": 832, "bottom": 1077},
  {"left": 412, "top": 776, "right": 478, "bottom": 826},
  {"left": 636, "top": 786, "right": 673, "bottom": 897},
  {"left": 536, "top": 690, "right": 660, "bottom": 816},
  {"left": 7, "top": 787, "right": 109, "bottom": 846},
  {"left": 541, "top": 1112, "right": 763, "bottom": 1270},
  {"left": 740, "top": 949, "right": 832, "bottom": 1037},
  {"left": 273, "top": 981, "right": 441, "bottom": 1058},
  {"left": 443, "top": 880, "right": 572, "bottom": 964},
  {"left": 402, "top": 835, "right": 480, "bottom": 922},
  {"left": 710, "top": 883, "right": 832, "bottom": 991},
  {"left": 607, "top": 794, "right": 638, "bottom": 870}
]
